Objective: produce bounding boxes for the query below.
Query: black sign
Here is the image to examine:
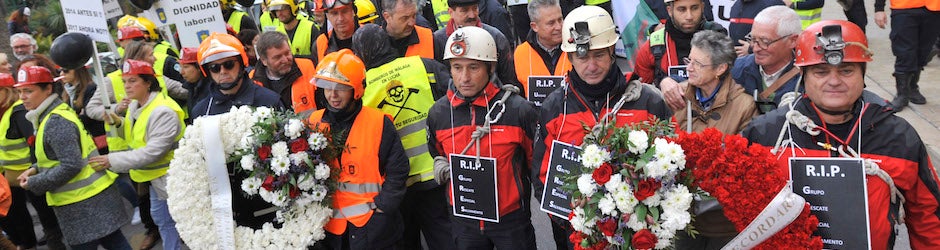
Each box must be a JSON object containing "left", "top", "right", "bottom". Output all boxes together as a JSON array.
[
  {"left": 540, "top": 140, "right": 582, "bottom": 219},
  {"left": 450, "top": 154, "right": 499, "bottom": 222},
  {"left": 669, "top": 65, "right": 688, "bottom": 83},
  {"left": 527, "top": 76, "right": 565, "bottom": 107},
  {"left": 790, "top": 157, "right": 870, "bottom": 250}
]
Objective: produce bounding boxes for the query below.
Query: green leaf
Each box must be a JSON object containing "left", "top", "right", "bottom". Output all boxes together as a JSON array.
[
  {"left": 636, "top": 205, "right": 648, "bottom": 221},
  {"left": 651, "top": 206, "right": 660, "bottom": 221}
]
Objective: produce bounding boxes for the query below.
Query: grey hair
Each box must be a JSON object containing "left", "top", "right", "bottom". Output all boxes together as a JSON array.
[
  {"left": 10, "top": 33, "right": 35, "bottom": 46},
  {"left": 691, "top": 30, "right": 735, "bottom": 70},
  {"left": 754, "top": 6, "right": 802, "bottom": 37},
  {"left": 527, "top": 0, "right": 560, "bottom": 22},
  {"left": 255, "top": 31, "right": 290, "bottom": 59},
  {"left": 383, "top": 0, "right": 418, "bottom": 12}
]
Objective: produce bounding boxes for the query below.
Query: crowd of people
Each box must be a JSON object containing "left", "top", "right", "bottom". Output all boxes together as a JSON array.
[{"left": 1, "top": 0, "right": 939, "bottom": 249}]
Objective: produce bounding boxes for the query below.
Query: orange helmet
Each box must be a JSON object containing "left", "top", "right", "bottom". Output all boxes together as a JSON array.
[
  {"left": 15, "top": 66, "right": 54, "bottom": 87},
  {"left": 795, "top": 20, "right": 872, "bottom": 67},
  {"left": 0, "top": 73, "right": 14, "bottom": 87},
  {"left": 313, "top": 49, "right": 365, "bottom": 99},
  {"left": 179, "top": 47, "right": 199, "bottom": 64},
  {"left": 117, "top": 27, "right": 148, "bottom": 42},
  {"left": 197, "top": 32, "right": 248, "bottom": 75},
  {"left": 122, "top": 59, "right": 156, "bottom": 76}
]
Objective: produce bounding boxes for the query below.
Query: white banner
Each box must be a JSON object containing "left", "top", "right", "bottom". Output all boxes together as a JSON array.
[
  {"left": 61, "top": 1, "right": 112, "bottom": 44},
  {"left": 722, "top": 182, "right": 806, "bottom": 250},
  {"left": 161, "top": 0, "right": 227, "bottom": 48},
  {"left": 710, "top": 0, "right": 736, "bottom": 31},
  {"left": 203, "top": 115, "right": 236, "bottom": 250},
  {"left": 102, "top": 0, "right": 123, "bottom": 19}
]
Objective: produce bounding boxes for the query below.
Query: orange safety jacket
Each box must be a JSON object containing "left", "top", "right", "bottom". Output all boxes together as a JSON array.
[
  {"left": 250, "top": 59, "right": 319, "bottom": 115},
  {"left": 513, "top": 41, "right": 572, "bottom": 96},
  {"left": 890, "top": 0, "right": 940, "bottom": 11},
  {"left": 405, "top": 26, "right": 435, "bottom": 59},
  {"left": 310, "top": 107, "right": 388, "bottom": 235}
]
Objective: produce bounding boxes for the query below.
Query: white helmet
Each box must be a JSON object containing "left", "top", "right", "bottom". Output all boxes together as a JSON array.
[
  {"left": 561, "top": 5, "right": 619, "bottom": 56},
  {"left": 444, "top": 26, "right": 497, "bottom": 62}
]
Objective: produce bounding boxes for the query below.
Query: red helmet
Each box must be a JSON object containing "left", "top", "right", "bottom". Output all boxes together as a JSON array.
[
  {"left": 117, "top": 27, "right": 148, "bottom": 42},
  {"left": 14, "top": 66, "right": 54, "bottom": 87},
  {"left": 0, "top": 73, "right": 14, "bottom": 87},
  {"left": 122, "top": 59, "right": 155, "bottom": 76},
  {"left": 179, "top": 47, "right": 199, "bottom": 64},
  {"left": 795, "top": 20, "right": 872, "bottom": 67}
]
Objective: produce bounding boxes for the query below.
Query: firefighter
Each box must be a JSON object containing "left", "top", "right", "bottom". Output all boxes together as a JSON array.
[{"left": 269, "top": 0, "right": 321, "bottom": 58}]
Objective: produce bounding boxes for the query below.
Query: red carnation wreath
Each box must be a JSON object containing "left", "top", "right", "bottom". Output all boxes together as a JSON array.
[{"left": 675, "top": 128, "right": 823, "bottom": 249}]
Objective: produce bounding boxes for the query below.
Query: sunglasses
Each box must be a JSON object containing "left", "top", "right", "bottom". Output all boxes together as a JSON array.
[
  {"left": 322, "top": 0, "right": 352, "bottom": 9},
  {"left": 206, "top": 60, "right": 238, "bottom": 73}
]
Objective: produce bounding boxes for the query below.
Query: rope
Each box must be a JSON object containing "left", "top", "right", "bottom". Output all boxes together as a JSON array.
[
  {"left": 817, "top": 142, "right": 905, "bottom": 224},
  {"left": 583, "top": 81, "right": 642, "bottom": 143},
  {"left": 459, "top": 85, "right": 520, "bottom": 164}
]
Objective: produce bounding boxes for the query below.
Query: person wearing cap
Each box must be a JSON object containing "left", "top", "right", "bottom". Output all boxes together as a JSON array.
[
  {"left": 117, "top": 15, "right": 179, "bottom": 58},
  {"left": 315, "top": 0, "right": 360, "bottom": 62},
  {"left": 192, "top": 33, "right": 283, "bottom": 118},
  {"left": 222, "top": 0, "right": 258, "bottom": 34},
  {"left": 532, "top": 6, "right": 672, "bottom": 249},
  {"left": 432, "top": 0, "right": 521, "bottom": 92},
  {"left": 267, "top": 0, "right": 321, "bottom": 58},
  {"left": 427, "top": 26, "right": 538, "bottom": 250},
  {"left": 635, "top": 0, "right": 727, "bottom": 112},
  {"left": 383, "top": 0, "right": 436, "bottom": 59},
  {"left": 178, "top": 47, "right": 211, "bottom": 120},
  {"left": 250, "top": 31, "right": 323, "bottom": 116},
  {"left": 743, "top": 20, "right": 940, "bottom": 249},
  {"left": 15, "top": 65, "right": 131, "bottom": 250},
  {"left": 87, "top": 60, "right": 185, "bottom": 250},
  {"left": 309, "top": 49, "right": 409, "bottom": 249},
  {"left": 117, "top": 27, "right": 149, "bottom": 50},
  {"left": 350, "top": 23, "right": 454, "bottom": 250},
  {"left": 874, "top": 0, "right": 940, "bottom": 111},
  {"left": 513, "top": 0, "right": 570, "bottom": 99},
  {"left": 356, "top": 0, "right": 379, "bottom": 24},
  {"left": 7, "top": 7, "right": 30, "bottom": 36},
  {"left": 0, "top": 72, "right": 45, "bottom": 250}
]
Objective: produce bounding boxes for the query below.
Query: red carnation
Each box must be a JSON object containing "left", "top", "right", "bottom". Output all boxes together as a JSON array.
[
  {"left": 634, "top": 178, "right": 661, "bottom": 201},
  {"left": 592, "top": 163, "right": 613, "bottom": 185},
  {"left": 631, "top": 229, "right": 657, "bottom": 249},
  {"left": 568, "top": 232, "right": 583, "bottom": 247},
  {"left": 289, "top": 186, "right": 300, "bottom": 198},
  {"left": 597, "top": 217, "right": 618, "bottom": 236},
  {"left": 290, "top": 139, "right": 309, "bottom": 153},
  {"left": 258, "top": 145, "right": 272, "bottom": 160},
  {"left": 590, "top": 239, "right": 608, "bottom": 250},
  {"left": 261, "top": 175, "right": 275, "bottom": 191}
]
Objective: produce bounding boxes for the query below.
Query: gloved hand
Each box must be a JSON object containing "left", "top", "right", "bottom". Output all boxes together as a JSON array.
[{"left": 433, "top": 156, "right": 451, "bottom": 185}]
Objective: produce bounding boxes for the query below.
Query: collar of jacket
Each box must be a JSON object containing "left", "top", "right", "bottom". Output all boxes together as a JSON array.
[
  {"left": 445, "top": 19, "right": 483, "bottom": 37},
  {"left": 251, "top": 59, "right": 303, "bottom": 89},
  {"left": 447, "top": 81, "right": 500, "bottom": 108},
  {"left": 685, "top": 76, "right": 732, "bottom": 121},
  {"left": 210, "top": 73, "right": 258, "bottom": 106}
]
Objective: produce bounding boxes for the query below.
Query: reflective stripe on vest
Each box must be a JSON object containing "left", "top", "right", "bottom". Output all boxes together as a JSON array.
[
  {"left": 405, "top": 26, "right": 435, "bottom": 59},
  {"left": 310, "top": 107, "right": 386, "bottom": 235},
  {"left": 260, "top": 11, "right": 287, "bottom": 33},
  {"left": 124, "top": 94, "right": 185, "bottom": 182},
  {"left": 363, "top": 56, "right": 435, "bottom": 186},
  {"left": 513, "top": 41, "right": 572, "bottom": 95},
  {"left": 430, "top": 0, "right": 450, "bottom": 30},
  {"left": 730, "top": 18, "right": 754, "bottom": 24},
  {"left": 795, "top": 8, "right": 822, "bottom": 29},
  {"left": 36, "top": 103, "right": 117, "bottom": 206},
  {"left": 228, "top": 10, "right": 248, "bottom": 33},
  {"left": 0, "top": 101, "right": 31, "bottom": 170},
  {"left": 290, "top": 19, "right": 316, "bottom": 56}
]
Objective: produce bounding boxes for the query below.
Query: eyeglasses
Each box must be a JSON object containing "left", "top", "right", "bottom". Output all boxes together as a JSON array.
[
  {"left": 12, "top": 44, "right": 31, "bottom": 49},
  {"left": 683, "top": 57, "right": 713, "bottom": 70},
  {"left": 745, "top": 34, "right": 791, "bottom": 49},
  {"left": 206, "top": 60, "right": 237, "bottom": 73},
  {"left": 322, "top": 0, "right": 352, "bottom": 9}
]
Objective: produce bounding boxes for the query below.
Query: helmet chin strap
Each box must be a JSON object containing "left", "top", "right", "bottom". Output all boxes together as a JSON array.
[{"left": 218, "top": 73, "right": 242, "bottom": 90}]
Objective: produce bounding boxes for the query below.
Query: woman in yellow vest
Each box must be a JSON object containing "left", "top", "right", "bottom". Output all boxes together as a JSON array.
[
  {"left": 0, "top": 72, "right": 46, "bottom": 249},
  {"left": 88, "top": 60, "right": 186, "bottom": 250},
  {"left": 15, "top": 66, "right": 130, "bottom": 249}
]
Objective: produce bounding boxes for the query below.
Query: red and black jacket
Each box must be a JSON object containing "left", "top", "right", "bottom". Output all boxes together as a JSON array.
[
  {"left": 533, "top": 70, "right": 672, "bottom": 197},
  {"left": 742, "top": 95, "right": 940, "bottom": 250},
  {"left": 427, "top": 82, "right": 539, "bottom": 222}
]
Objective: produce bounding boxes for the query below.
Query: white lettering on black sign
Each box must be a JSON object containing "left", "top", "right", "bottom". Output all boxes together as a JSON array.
[
  {"left": 450, "top": 154, "right": 499, "bottom": 222},
  {"left": 527, "top": 76, "right": 564, "bottom": 107},
  {"left": 540, "top": 140, "right": 582, "bottom": 219},
  {"left": 790, "top": 157, "right": 870, "bottom": 250}
]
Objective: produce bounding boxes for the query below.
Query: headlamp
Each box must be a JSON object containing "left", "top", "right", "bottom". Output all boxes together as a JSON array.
[
  {"left": 816, "top": 25, "right": 846, "bottom": 65},
  {"left": 571, "top": 21, "right": 591, "bottom": 57}
]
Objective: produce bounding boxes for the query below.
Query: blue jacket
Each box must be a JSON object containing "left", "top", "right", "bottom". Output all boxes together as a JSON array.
[
  {"left": 731, "top": 54, "right": 802, "bottom": 112},
  {"left": 729, "top": 0, "right": 784, "bottom": 44},
  {"left": 191, "top": 73, "right": 285, "bottom": 118}
]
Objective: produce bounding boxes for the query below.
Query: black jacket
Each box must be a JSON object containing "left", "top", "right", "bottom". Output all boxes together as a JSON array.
[
  {"left": 191, "top": 73, "right": 284, "bottom": 118},
  {"left": 251, "top": 58, "right": 325, "bottom": 111}
]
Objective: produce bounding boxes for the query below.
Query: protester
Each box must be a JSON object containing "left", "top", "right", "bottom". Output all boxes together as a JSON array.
[
  {"left": 9, "top": 33, "right": 36, "bottom": 63},
  {"left": 432, "top": 0, "right": 521, "bottom": 91},
  {"left": 513, "top": 0, "right": 570, "bottom": 98},
  {"left": 0, "top": 73, "right": 45, "bottom": 250},
  {"left": 316, "top": 0, "right": 359, "bottom": 61},
  {"left": 178, "top": 47, "right": 210, "bottom": 120},
  {"left": 223, "top": 0, "right": 258, "bottom": 33},
  {"left": 728, "top": 0, "right": 783, "bottom": 56},
  {"left": 250, "top": 31, "right": 322, "bottom": 115},
  {"left": 7, "top": 7, "right": 30, "bottom": 35},
  {"left": 237, "top": 29, "right": 261, "bottom": 70},
  {"left": 58, "top": 67, "right": 107, "bottom": 154},
  {"left": 730, "top": 6, "right": 802, "bottom": 114},
  {"left": 383, "top": 0, "right": 436, "bottom": 59},
  {"left": 192, "top": 33, "right": 283, "bottom": 117},
  {"left": 875, "top": 0, "right": 940, "bottom": 110},
  {"left": 0, "top": 54, "right": 12, "bottom": 74},
  {"left": 269, "top": 0, "right": 321, "bottom": 58}
]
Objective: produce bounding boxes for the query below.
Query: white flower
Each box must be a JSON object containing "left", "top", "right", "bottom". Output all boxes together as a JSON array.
[
  {"left": 644, "top": 159, "right": 671, "bottom": 179},
  {"left": 598, "top": 193, "right": 617, "bottom": 216},
  {"left": 241, "top": 177, "right": 263, "bottom": 195},
  {"left": 259, "top": 189, "right": 277, "bottom": 203},
  {"left": 570, "top": 207, "right": 595, "bottom": 234},
  {"left": 577, "top": 174, "right": 597, "bottom": 196},
  {"left": 270, "top": 156, "right": 291, "bottom": 176},
  {"left": 307, "top": 132, "right": 328, "bottom": 151},
  {"left": 581, "top": 144, "right": 611, "bottom": 169},
  {"left": 240, "top": 154, "right": 255, "bottom": 171},
  {"left": 295, "top": 192, "right": 315, "bottom": 206},
  {"left": 604, "top": 174, "right": 623, "bottom": 191},
  {"left": 296, "top": 174, "right": 317, "bottom": 191},
  {"left": 613, "top": 187, "right": 638, "bottom": 214},
  {"left": 628, "top": 130, "right": 649, "bottom": 154},
  {"left": 253, "top": 106, "right": 273, "bottom": 120},
  {"left": 662, "top": 186, "right": 693, "bottom": 214},
  {"left": 642, "top": 191, "right": 663, "bottom": 207},
  {"left": 660, "top": 209, "right": 692, "bottom": 232},
  {"left": 285, "top": 119, "right": 305, "bottom": 139},
  {"left": 289, "top": 152, "right": 309, "bottom": 166},
  {"left": 271, "top": 141, "right": 290, "bottom": 158},
  {"left": 238, "top": 136, "right": 255, "bottom": 150},
  {"left": 309, "top": 185, "right": 328, "bottom": 201},
  {"left": 626, "top": 213, "right": 647, "bottom": 231},
  {"left": 314, "top": 162, "right": 330, "bottom": 180}
]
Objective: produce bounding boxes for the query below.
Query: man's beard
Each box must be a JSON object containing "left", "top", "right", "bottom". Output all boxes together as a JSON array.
[{"left": 14, "top": 52, "right": 30, "bottom": 61}]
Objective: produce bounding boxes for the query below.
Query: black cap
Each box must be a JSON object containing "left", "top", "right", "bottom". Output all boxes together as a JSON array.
[{"left": 447, "top": 0, "right": 479, "bottom": 7}]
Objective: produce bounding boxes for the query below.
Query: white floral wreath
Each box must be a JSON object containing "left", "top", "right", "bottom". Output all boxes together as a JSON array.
[{"left": 167, "top": 106, "right": 332, "bottom": 249}]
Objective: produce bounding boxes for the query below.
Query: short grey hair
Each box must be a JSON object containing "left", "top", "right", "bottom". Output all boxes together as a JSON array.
[
  {"left": 10, "top": 33, "right": 35, "bottom": 46},
  {"left": 754, "top": 6, "right": 802, "bottom": 37},
  {"left": 255, "top": 31, "right": 290, "bottom": 59},
  {"left": 383, "top": 0, "right": 417, "bottom": 13},
  {"left": 691, "top": 30, "right": 735, "bottom": 70},
  {"left": 527, "top": 0, "right": 560, "bottom": 22}
]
